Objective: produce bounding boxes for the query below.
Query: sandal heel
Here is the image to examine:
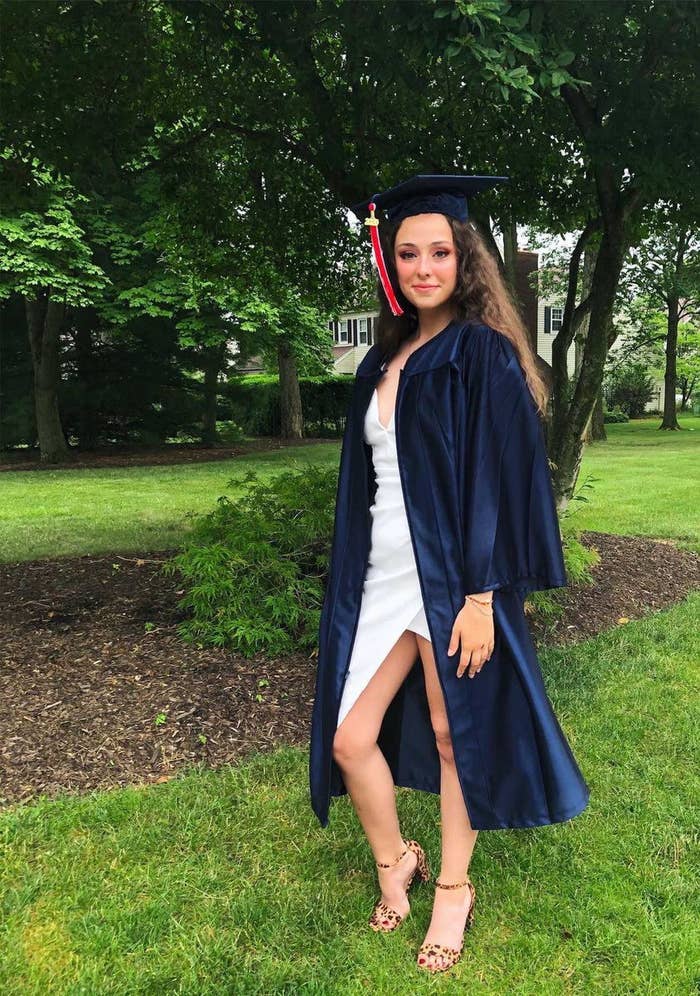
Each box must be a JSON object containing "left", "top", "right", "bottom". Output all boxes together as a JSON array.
[
  {"left": 405, "top": 839, "right": 431, "bottom": 883},
  {"left": 368, "top": 837, "right": 430, "bottom": 933},
  {"left": 416, "top": 877, "right": 476, "bottom": 974}
]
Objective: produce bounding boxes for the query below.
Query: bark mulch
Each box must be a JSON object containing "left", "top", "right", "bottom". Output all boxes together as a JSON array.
[
  {"left": 0, "top": 438, "right": 335, "bottom": 473},
  {"left": 1, "top": 531, "right": 698, "bottom": 809}
]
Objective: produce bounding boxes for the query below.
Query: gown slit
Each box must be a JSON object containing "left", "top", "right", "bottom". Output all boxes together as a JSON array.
[{"left": 336, "top": 387, "right": 432, "bottom": 729}]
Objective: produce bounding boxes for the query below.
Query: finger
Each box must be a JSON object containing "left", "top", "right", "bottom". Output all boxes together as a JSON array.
[
  {"left": 457, "top": 647, "right": 472, "bottom": 679},
  {"left": 447, "top": 624, "right": 460, "bottom": 657},
  {"left": 469, "top": 648, "right": 488, "bottom": 677}
]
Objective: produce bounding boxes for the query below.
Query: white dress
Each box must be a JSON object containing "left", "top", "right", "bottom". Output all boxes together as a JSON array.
[{"left": 336, "top": 386, "right": 432, "bottom": 728}]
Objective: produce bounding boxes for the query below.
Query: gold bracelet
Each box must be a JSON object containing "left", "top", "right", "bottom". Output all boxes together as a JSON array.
[{"left": 465, "top": 594, "right": 493, "bottom": 614}]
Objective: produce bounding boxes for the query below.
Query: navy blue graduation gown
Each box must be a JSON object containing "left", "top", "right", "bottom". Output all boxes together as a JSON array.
[{"left": 308, "top": 319, "right": 590, "bottom": 830}]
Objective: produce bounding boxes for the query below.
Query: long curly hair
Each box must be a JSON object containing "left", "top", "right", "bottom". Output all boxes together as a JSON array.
[{"left": 373, "top": 216, "right": 550, "bottom": 417}]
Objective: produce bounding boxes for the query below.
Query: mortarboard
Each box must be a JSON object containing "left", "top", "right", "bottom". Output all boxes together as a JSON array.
[{"left": 350, "top": 173, "right": 509, "bottom": 316}]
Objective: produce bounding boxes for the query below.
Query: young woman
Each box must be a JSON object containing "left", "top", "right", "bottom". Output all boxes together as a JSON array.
[{"left": 308, "top": 175, "right": 590, "bottom": 975}]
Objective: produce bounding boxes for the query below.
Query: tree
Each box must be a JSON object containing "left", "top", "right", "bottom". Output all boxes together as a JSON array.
[
  {"left": 0, "top": 152, "right": 109, "bottom": 460},
  {"left": 618, "top": 204, "right": 700, "bottom": 428}
]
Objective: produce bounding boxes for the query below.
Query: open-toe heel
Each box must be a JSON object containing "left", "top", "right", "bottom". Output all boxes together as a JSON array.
[
  {"left": 368, "top": 838, "right": 431, "bottom": 933},
  {"left": 416, "top": 875, "right": 476, "bottom": 973}
]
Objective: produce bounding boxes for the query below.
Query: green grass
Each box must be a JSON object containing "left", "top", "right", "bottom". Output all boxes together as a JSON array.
[
  {"left": 572, "top": 414, "right": 700, "bottom": 553},
  {"left": 0, "top": 443, "right": 339, "bottom": 562},
  {"left": 1, "top": 414, "right": 698, "bottom": 564},
  {"left": 1, "top": 415, "right": 698, "bottom": 991},
  {"left": 1, "top": 592, "right": 698, "bottom": 994}
]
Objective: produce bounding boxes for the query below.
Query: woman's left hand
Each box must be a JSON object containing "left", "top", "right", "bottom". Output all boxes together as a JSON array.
[{"left": 447, "top": 597, "right": 495, "bottom": 679}]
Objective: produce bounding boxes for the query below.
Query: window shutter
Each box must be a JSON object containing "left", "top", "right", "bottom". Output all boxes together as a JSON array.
[
  {"left": 544, "top": 306, "right": 551, "bottom": 334},
  {"left": 353, "top": 318, "right": 358, "bottom": 344}
]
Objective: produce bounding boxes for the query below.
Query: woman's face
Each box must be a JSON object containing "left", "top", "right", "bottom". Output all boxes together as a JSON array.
[{"left": 394, "top": 213, "right": 458, "bottom": 314}]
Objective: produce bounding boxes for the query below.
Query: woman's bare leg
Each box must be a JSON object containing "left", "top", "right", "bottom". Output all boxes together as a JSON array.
[
  {"left": 332, "top": 630, "right": 421, "bottom": 915},
  {"left": 415, "top": 632, "right": 478, "bottom": 970}
]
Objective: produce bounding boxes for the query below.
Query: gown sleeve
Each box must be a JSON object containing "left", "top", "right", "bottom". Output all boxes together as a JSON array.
[{"left": 459, "top": 324, "right": 568, "bottom": 598}]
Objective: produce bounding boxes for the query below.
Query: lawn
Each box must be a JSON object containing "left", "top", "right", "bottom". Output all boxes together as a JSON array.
[
  {"left": 1, "top": 592, "right": 697, "bottom": 993},
  {"left": 571, "top": 415, "right": 699, "bottom": 554},
  {"left": 1, "top": 414, "right": 698, "bottom": 993},
  {"left": 0, "top": 415, "right": 698, "bottom": 563},
  {"left": 0, "top": 443, "right": 339, "bottom": 563}
]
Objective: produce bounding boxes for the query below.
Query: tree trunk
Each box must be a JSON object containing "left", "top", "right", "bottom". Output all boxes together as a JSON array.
[
  {"left": 578, "top": 247, "right": 607, "bottom": 442},
  {"left": 278, "top": 338, "right": 303, "bottom": 439},
  {"left": 591, "top": 388, "right": 606, "bottom": 440},
  {"left": 25, "top": 291, "right": 69, "bottom": 462},
  {"left": 74, "top": 308, "right": 99, "bottom": 450},
  {"left": 501, "top": 212, "right": 518, "bottom": 298},
  {"left": 550, "top": 223, "right": 629, "bottom": 504},
  {"left": 201, "top": 343, "right": 226, "bottom": 446},
  {"left": 471, "top": 211, "right": 509, "bottom": 281},
  {"left": 660, "top": 296, "right": 680, "bottom": 430},
  {"left": 549, "top": 220, "right": 600, "bottom": 433}
]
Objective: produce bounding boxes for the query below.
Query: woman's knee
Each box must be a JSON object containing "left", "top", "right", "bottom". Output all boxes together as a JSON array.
[
  {"left": 432, "top": 717, "right": 455, "bottom": 764},
  {"left": 332, "top": 724, "right": 375, "bottom": 767}
]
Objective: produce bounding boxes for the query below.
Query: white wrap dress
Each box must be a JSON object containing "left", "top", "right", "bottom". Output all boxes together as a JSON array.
[{"left": 336, "top": 386, "right": 432, "bottom": 728}]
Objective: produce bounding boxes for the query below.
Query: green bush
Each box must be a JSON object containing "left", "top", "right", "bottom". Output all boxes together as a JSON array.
[
  {"left": 163, "top": 457, "right": 592, "bottom": 658},
  {"left": 603, "top": 406, "right": 630, "bottom": 423},
  {"left": 606, "top": 363, "right": 655, "bottom": 418},
  {"left": 215, "top": 420, "right": 248, "bottom": 446},
  {"left": 222, "top": 374, "right": 355, "bottom": 437},
  {"left": 162, "top": 464, "right": 339, "bottom": 655}
]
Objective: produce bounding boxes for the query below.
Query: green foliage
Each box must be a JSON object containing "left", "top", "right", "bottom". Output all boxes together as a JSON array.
[
  {"left": 607, "top": 363, "right": 655, "bottom": 418},
  {"left": 162, "top": 465, "right": 339, "bottom": 656},
  {"left": 560, "top": 529, "right": 600, "bottom": 587},
  {"left": 212, "top": 421, "right": 247, "bottom": 446},
  {"left": 525, "top": 479, "right": 602, "bottom": 621},
  {"left": 163, "top": 453, "right": 587, "bottom": 658},
  {"left": 604, "top": 406, "right": 630, "bottom": 424},
  {"left": 446, "top": 0, "right": 587, "bottom": 103},
  {"left": 0, "top": 148, "right": 109, "bottom": 305},
  {"left": 223, "top": 374, "right": 354, "bottom": 437},
  {"left": 525, "top": 522, "right": 599, "bottom": 623},
  {"left": 558, "top": 472, "right": 603, "bottom": 585}
]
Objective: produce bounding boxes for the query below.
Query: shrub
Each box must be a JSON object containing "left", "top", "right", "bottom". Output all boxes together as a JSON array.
[
  {"left": 603, "top": 406, "right": 629, "bottom": 423},
  {"left": 606, "top": 363, "right": 655, "bottom": 418},
  {"left": 163, "top": 461, "right": 594, "bottom": 659},
  {"left": 162, "top": 464, "right": 338, "bottom": 656},
  {"left": 222, "top": 374, "right": 355, "bottom": 437}
]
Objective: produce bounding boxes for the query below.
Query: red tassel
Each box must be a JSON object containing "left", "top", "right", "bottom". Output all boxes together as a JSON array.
[{"left": 365, "top": 202, "right": 404, "bottom": 316}]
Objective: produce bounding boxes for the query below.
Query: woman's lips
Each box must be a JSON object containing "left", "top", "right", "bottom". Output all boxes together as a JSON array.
[{"left": 414, "top": 285, "right": 438, "bottom": 290}]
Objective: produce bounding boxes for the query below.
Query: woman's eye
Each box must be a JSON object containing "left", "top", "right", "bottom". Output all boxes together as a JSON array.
[{"left": 398, "top": 250, "right": 450, "bottom": 260}]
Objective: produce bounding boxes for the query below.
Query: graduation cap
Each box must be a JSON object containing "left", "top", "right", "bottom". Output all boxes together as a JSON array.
[{"left": 350, "top": 173, "right": 509, "bottom": 316}]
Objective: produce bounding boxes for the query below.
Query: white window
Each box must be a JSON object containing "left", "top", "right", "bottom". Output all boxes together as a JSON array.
[
  {"left": 359, "top": 317, "right": 368, "bottom": 344},
  {"left": 551, "top": 307, "right": 563, "bottom": 332},
  {"left": 338, "top": 319, "right": 349, "bottom": 344}
]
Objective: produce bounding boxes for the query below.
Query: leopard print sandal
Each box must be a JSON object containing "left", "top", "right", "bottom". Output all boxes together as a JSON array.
[
  {"left": 416, "top": 875, "right": 476, "bottom": 973},
  {"left": 368, "top": 838, "right": 431, "bottom": 933}
]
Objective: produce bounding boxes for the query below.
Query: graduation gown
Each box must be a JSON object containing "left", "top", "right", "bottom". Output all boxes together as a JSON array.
[{"left": 308, "top": 319, "right": 590, "bottom": 830}]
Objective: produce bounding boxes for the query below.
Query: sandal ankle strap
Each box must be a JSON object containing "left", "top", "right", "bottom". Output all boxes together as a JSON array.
[
  {"left": 435, "top": 876, "right": 470, "bottom": 889},
  {"left": 376, "top": 839, "right": 408, "bottom": 868}
]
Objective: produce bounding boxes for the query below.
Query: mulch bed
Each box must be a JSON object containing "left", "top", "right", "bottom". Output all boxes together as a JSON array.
[
  {"left": 0, "top": 438, "right": 334, "bottom": 473},
  {"left": 1, "top": 531, "right": 698, "bottom": 809}
]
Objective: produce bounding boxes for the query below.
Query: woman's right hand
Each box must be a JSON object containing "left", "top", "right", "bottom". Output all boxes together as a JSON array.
[{"left": 447, "top": 598, "right": 494, "bottom": 679}]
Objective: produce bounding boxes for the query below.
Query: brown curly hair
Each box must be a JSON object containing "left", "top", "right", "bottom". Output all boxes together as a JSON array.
[{"left": 373, "top": 216, "right": 550, "bottom": 417}]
